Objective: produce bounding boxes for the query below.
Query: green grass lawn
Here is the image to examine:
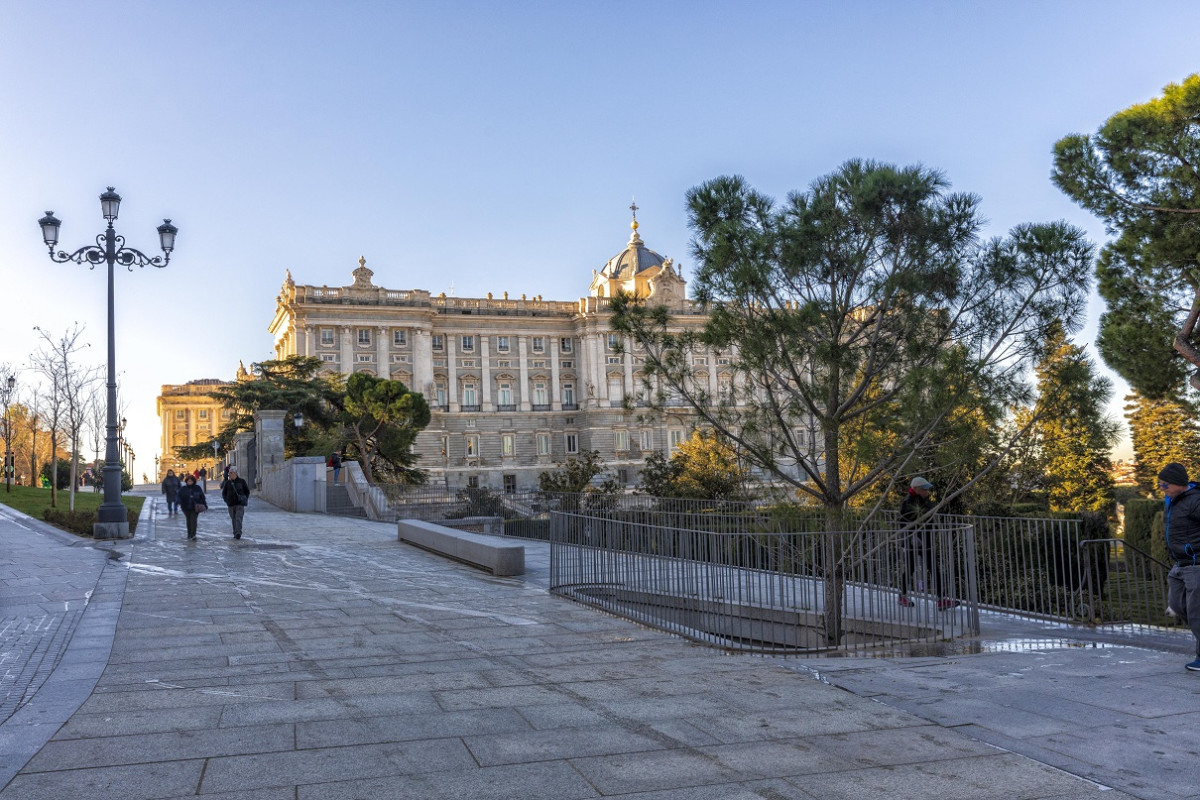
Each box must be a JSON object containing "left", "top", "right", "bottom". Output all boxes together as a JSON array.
[{"left": 0, "top": 485, "right": 144, "bottom": 536}]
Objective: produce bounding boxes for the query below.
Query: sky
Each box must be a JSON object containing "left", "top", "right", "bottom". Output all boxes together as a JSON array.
[{"left": 1, "top": 0, "right": 1197, "bottom": 475}]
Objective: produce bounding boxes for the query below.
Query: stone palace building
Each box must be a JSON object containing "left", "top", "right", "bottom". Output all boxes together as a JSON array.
[
  {"left": 156, "top": 378, "right": 234, "bottom": 480},
  {"left": 267, "top": 216, "right": 736, "bottom": 491}
]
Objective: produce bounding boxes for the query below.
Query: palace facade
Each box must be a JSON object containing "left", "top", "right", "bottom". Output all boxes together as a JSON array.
[
  {"left": 156, "top": 379, "right": 234, "bottom": 480},
  {"left": 268, "top": 218, "right": 734, "bottom": 491}
]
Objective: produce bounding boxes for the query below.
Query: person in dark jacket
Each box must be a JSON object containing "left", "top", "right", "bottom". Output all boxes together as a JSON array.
[
  {"left": 330, "top": 451, "right": 343, "bottom": 485},
  {"left": 896, "top": 477, "right": 959, "bottom": 610},
  {"left": 1159, "top": 462, "right": 1200, "bottom": 671},
  {"left": 161, "top": 469, "right": 182, "bottom": 516},
  {"left": 221, "top": 466, "right": 251, "bottom": 540},
  {"left": 177, "top": 474, "right": 207, "bottom": 540}
]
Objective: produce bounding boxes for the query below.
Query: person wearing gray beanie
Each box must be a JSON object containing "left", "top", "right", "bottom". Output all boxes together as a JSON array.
[{"left": 1160, "top": 462, "right": 1200, "bottom": 671}]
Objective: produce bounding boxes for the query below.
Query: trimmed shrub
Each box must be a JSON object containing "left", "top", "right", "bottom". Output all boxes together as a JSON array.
[
  {"left": 43, "top": 506, "right": 140, "bottom": 537},
  {"left": 1123, "top": 499, "right": 1162, "bottom": 555}
]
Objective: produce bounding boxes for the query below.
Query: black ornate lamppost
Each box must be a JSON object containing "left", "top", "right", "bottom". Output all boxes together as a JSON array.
[
  {"left": 39, "top": 189, "right": 176, "bottom": 538},
  {"left": 1, "top": 374, "right": 15, "bottom": 492}
]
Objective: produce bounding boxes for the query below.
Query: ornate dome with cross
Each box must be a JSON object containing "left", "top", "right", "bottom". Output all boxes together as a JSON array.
[{"left": 589, "top": 202, "right": 687, "bottom": 306}]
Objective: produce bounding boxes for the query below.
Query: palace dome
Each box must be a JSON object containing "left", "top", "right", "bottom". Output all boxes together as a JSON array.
[{"left": 600, "top": 221, "right": 668, "bottom": 281}]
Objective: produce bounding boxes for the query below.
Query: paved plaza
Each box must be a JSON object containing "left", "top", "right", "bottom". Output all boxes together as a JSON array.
[{"left": 1, "top": 486, "right": 1197, "bottom": 799}]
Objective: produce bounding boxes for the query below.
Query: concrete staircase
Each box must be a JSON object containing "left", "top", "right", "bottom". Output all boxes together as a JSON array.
[{"left": 326, "top": 483, "right": 367, "bottom": 518}]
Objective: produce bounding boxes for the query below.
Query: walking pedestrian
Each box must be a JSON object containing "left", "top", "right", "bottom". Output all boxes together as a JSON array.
[
  {"left": 330, "top": 451, "right": 342, "bottom": 485},
  {"left": 896, "top": 476, "right": 959, "bottom": 610},
  {"left": 161, "top": 469, "right": 182, "bottom": 517},
  {"left": 177, "top": 474, "right": 207, "bottom": 540},
  {"left": 1159, "top": 462, "right": 1200, "bottom": 671},
  {"left": 221, "top": 466, "right": 251, "bottom": 540},
  {"left": 199, "top": 466, "right": 207, "bottom": 487}
]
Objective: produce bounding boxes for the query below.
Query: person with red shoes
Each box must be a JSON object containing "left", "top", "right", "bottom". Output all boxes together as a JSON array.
[{"left": 896, "top": 476, "right": 959, "bottom": 611}]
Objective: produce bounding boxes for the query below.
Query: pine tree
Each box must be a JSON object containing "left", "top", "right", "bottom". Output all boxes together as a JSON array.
[
  {"left": 1032, "top": 325, "right": 1119, "bottom": 512},
  {"left": 1125, "top": 392, "right": 1200, "bottom": 494}
]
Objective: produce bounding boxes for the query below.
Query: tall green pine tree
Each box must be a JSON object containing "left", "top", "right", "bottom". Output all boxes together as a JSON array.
[
  {"left": 1033, "top": 325, "right": 1119, "bottom": 512},
  {"left": 1125, "top": 392, "right": 1200, "bottom": 494}
]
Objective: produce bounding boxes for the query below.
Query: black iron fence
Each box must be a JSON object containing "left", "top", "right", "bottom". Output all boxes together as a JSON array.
[{"left": 376, "top": 486, "right": 1185, "bottom": 647}]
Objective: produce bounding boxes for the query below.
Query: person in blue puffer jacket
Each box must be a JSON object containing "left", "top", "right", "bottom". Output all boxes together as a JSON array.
[{"left": 1159, "top": 462, "right": 1200, "bottom": 672}]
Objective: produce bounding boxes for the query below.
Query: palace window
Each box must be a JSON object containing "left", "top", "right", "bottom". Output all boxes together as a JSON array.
[
  {"left": 614, "top": 430, "right": 629, "bottom": 451},
  {"left": 607, "top": 375, "right": 624, "bottom": 401},
  {"left": 562, "top": 383, "right": 575, "bottom": 407},
  {"left": 532, "top": 336, "right": 545, "bottom": 352},
  {"left": 560, "top": 360, "right": 573, "bottom": 369},
  {"left": 559, "top": 337, "right": 572, "bottom": 352},
  {"left": 537, "top": 433, "right": 550, "bottom": 455},
  {"left": 198, "top": 409, "right": 208, "bottom": 419},
  {"left": 641, "top": 429, "right": 654, "bottom": 451},
  {"left": 496, "top": 335, "right": 510, "bottom": 352},
  {"left": 497, "top": 360, "right": 511, "bottom": 368},
  {"left": 530, "top": 360, "right": 547, "bottom": 368},
  {"left": 320, "top": 328, "right": 334, "bottom": 346},
  {"left": 502, "top": 434, "right": 515, "bottom": 456},
  {"left": 533, "top": 381, "right": 547, "bottom": 406},
  {"left": 357, "top": 354, "right": 373, "bottom": 363},
  {"left": 435, "top": 383, "right": 447, "bottom": 407},
  {"left": 460, "top": 359, "right": 476, "bottom": 368},
  {"left": 565, "top": 433, "right": 579, "bottom": 454},
  {"left": 461, "top": 335, "right": 475, "bottom": 352},
  {"left": 465, "top": 435, "right": 478, "bottom": 457},
  {"left": 358, "top": 329, "right": 371, "bottom": 346},
  {"left": 432, "top": 334, "right": 444, "bottom": 350},
  {"left": 607, "top": 333, "right": 620, "bottom": 350},
  {"left": 606, "top": 356, "right": 621, "bottom": 364},
  {"left": 393, "top": 329, "right": 407, "bottom": 346},
  {"left": 321, "top": 353, "right": 337, "bottom": 362},
  {"left": 498, "top": 382, "right": 513, "bottom": 406},
  {"left": 463, "top": 384, "right": 478, "bottom": 406},
  {"left": 669, "top": 429, "right": 684, "bottom": 451},
  {"left": 175, "top": 410, "right": 186, "bottom": 419}
]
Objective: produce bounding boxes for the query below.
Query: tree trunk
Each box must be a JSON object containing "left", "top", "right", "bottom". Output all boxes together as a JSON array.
[
  {"left": 822, "top": 424, "right": 845, "bottom": 646},
  {"left": 49, "top": 432, "right": 58, "bottom": 508}
]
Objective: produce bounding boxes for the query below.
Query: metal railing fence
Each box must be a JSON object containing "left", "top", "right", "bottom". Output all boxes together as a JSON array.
[
  {"left": 548, "top": 509, "right": 979, "bottom": 655},
  {"left": 375, "top": 486, "right": 1185, "bottom": 642}
]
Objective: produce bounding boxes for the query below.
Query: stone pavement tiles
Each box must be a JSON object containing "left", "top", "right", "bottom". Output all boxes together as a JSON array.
[
  {"left": 0, "top": 504, "right": 124, "bottom": 789},
  {"left": 792, "top": 647, "right": 1200, "bottom": 800},
  {"left": 2, "top": 498, "right": 1136, "bottom": 799}
]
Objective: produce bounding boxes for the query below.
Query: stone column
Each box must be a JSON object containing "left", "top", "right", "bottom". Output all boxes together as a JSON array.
[
  {"left": 480, "top": 336, "right": 492, "bottom": 408},
  {"left": 597, "top": 335, "right": 610, "bottom": 404},
  {"left": 517, "top": 336, "right": 530, "bottom": 411},
  {"left": 624, "top": 347, "right": 634, "bottom": 401},
  {"left": 376, "top": 326, "right": 389, "bottom": 377},
  {"left": 585, "top": 334, "right": 600, "bottom": 409},
  {"left": 303, "top": 325, "right": 314, "bottom": 358},
  {"left": 254, "top": 410, "right": 286, "bottom": 490},
  {"left": 707, "top": 347, "right": 719, "bottom": 398},
  {"left": 550, "top": 338, "right": 561, "bottom": 410},
  {"left": 413, "top": 329, "right": 433, "bottom": 396},
  {"left": 339, "top": 326, "right": 353, "bottom": 376},
  {"left": 447, "top": 335, "right": 459, "bottom": 412}
]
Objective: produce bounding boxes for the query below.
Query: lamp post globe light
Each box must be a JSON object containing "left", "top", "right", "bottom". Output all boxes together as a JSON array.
[{"left": 39, "top": 188, "right": 177, "bottom": 539}]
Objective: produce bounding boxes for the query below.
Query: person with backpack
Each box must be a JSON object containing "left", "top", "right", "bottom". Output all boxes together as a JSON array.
[
  {"left": 221, "top": 466, "right": 251, "bottom": 540},
  {"left": 177, "top": 474, "right": 207, "bottom": 540},
  {"left": 330, "top": 451, "right": 343, "bottom": 485}
]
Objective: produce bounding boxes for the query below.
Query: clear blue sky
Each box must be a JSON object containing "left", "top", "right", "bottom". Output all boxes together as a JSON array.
[{"left": 2, "top": 0, "right": 1197, "bottom": 472}]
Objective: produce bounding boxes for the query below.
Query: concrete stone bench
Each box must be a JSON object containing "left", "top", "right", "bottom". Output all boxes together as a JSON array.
[{"left": 397, "top": 519, "right": 525, "bottom": 576}]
